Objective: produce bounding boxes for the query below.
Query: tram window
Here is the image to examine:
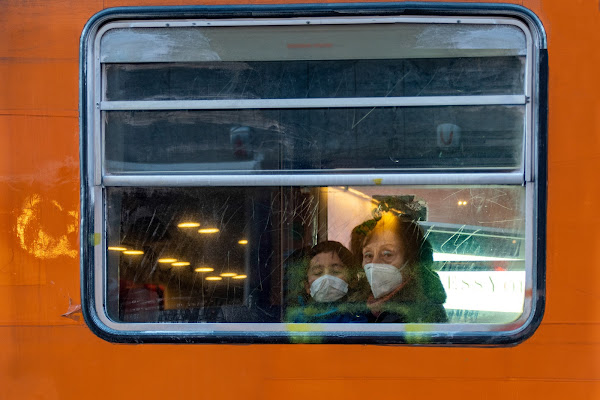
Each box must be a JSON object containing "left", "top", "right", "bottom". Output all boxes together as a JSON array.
[
  {"left": 106, "top": 186, "right": 526, "bottom": 325},
  {"left": 81, "top": 7, "right": 546, "bottom": 344}
]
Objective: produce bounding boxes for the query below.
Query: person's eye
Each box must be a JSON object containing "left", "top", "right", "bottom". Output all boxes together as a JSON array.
[
  {"left": 382, "top": 250, "right": 394, "bottom": 259},
  {"left": 363, "top": 252, "right": 373, "bottom": 261},
  {"left": 332, "top": 265, "right": 345, "bottom": 275}
]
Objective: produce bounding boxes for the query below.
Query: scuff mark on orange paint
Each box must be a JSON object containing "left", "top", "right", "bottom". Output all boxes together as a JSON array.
[
  {"left": 16, "top": 194, "right": 78, "bottom": 259},
  {"left": 61, "top": 298, "right": 82, "bottom": 322}
]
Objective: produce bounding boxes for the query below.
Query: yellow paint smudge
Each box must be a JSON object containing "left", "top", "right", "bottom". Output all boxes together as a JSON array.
[
  {"left": 286, "top": 323, "right": 325, "bottom": 344},
  {"left": 286, "top": 323, "right": 324, "bottom": 332},
  {"left": 67, "top": 223, "right": 77, "bottom": 234},
  {"left": 405, "top": 324, "right": 431, "bottom": 344},
  {"left": 16, "top": 194, "right": 78, "bottom": 259},
  {"left": 52, "top": 200, "right": 63, "bottom": 211}
]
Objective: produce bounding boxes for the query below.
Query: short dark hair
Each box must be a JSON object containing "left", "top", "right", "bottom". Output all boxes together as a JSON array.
[{"left": 306, "top": 240, "right": 358, "bottom": 271}]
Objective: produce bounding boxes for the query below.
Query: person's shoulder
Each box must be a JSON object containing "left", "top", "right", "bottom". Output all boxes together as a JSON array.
[{"left": 418, "top": 264, "right": 447, "bottom": 304}]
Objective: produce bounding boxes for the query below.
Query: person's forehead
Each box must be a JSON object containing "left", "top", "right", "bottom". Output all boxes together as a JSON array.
[
  {"left": 310, "top": 251, "right": 342, "bottom": 265},
  {"left": 364, "top": 229, "right": 402, "bottom": 248}
]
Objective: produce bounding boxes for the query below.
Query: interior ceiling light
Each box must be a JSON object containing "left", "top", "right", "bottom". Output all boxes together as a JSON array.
[
  {"left": 232, "top": 275, "right": 247, "bottom": 279},
  {"left": 171, "top": 261, "right": 190, "bottom": 266},
  {"left": 220, "top": 272, "right": 237, "bottom": 277},
  {"left": 198, "top": 228, "right": 219, "bottom": 234},
  {"left": 158, "top": 258, "right": 177, "bottom": 263},
  {"left": 123, "top": 250, "right": 144, "bottom": 255},
  {"left": 108, "top": 246, "right": 128, "bottom": 251},
  {"left": 195, "top": 267, "right": 214, "bottom": 272},
  {"left": 238, "top": 239, "right": 248, "bottom": 245},
  {"left": 205, "top": 276, "right": 222, "bottom": 281},
  {"left": 177, "top": 222, "right": 200, "bottom": 228}
]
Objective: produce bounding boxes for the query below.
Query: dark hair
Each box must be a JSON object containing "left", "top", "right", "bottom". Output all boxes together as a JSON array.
[{"left": 306, "top": 241, "right": 359, "bottom": 276}]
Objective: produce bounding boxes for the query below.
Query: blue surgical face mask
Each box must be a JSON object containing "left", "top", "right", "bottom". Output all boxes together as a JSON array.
[
  {"left": 309, "top": 275, "right": 349, "bottom": 302},
  {"left": 363, "top": 263, "right": 405, "bottom": 299}
]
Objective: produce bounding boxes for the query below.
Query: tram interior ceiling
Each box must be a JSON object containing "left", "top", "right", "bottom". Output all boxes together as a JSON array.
[{"left": 81, "top": 14, "right": 544, "bottom": 343}]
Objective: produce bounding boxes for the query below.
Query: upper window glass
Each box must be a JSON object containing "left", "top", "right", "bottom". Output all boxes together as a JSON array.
[
  {"left": 104, "top": 106, "right": 524, "bottom": 173},
  {"left": 99, "top": 22, "right": 528, "bottom": 174},
  {"left": 82, "top": 7, "right": 545, "bottom": 344}
]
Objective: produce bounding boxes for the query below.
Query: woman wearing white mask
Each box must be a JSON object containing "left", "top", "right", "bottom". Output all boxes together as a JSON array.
[
  {"left": 351, "top": 213, "right": 447, "bottom": 323},
  {"left": 285, "top": 241, "right": 369, "bottom": 323}
]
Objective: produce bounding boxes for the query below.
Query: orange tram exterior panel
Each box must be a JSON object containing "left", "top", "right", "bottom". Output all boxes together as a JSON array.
[{"left": 0, "top": 0, "right": 598, "bottom": 398}]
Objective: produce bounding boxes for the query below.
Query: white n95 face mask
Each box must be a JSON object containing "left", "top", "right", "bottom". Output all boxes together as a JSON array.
[
  {"left": 309, "top": 275, "right": 349, "bottom": 303},
  {"left": 364, "top": 263, "right": 405, "bottom": 299}
]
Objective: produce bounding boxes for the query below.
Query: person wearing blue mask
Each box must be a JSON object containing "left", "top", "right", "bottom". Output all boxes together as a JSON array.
[
  {"left": 351, "top": 212, "right": 448, "bottom": 323},
  {"left": 285, "top": 241, "right": 369, "bottom": 323}
]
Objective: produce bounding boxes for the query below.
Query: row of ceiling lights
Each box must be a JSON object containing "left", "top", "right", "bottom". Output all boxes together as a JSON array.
[
  {"left": 175, "top": 221, "right": 249, "bottom": 244},
  {"left": 109, "top": 221, "right": 249, "bottom": 281},
  {"left": 108, "top": 246, "right": 249, "bottom": 281},
  {"left": 177, "top": 222, "right": 220, "bottom": 234}
]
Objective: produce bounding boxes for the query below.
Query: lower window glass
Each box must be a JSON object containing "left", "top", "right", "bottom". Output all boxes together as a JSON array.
[{"left": 105, "top": 185, "right": 525, "bottom": 324}]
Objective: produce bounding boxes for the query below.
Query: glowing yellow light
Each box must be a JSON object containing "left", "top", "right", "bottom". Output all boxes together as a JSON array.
[
  {"left": 238, "top": 239, "right": 248, "bottom": 245},
  {"left": 158, "top": 258, "right": 177, "bottom": 263},
  {"left": 220, "top": 272, "right": 237, "bottom": 277},
  {"left": 108, "top": 246, "right": 128, "bottom": 251},
  {"left": 206, "top": 276, "right": 222, "bottom": 281},
  {"left": 178, "top": 222, "right": 200, "bottom": 228},
  {"left": 232, "top": 275, "right": 247, "bottom": 280},
  {"left": 123, "top": 250, "right": 144, "bottom": 255},
  {"left": 171, "top": 261, "right": 190, "bottom": 267},
  {"left": 195, "top": 267, "right": 214, "bottom": 272},
  {"left": 335, "top": 186, "right": 377, "bottom": 203},
  {"left": 198, "top": 228, "right": 219, "bottom": 234}
]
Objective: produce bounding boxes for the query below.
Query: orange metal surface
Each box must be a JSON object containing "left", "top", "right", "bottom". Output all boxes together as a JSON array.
[{"left": 1, "top": 0, "right": 599, "bottom": 398}]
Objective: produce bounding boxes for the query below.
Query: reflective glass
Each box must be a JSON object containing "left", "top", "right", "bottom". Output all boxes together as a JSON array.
[
  {"left": 105, "top": 185, "right": 525, "bottom": 324},
  {"left": 104, "top": 106, "right": 524, "bottom": 173},
  {"left": 104, "top": 57, "right": 525, "bottom": 101},
  {"left": 100, "top": 24, "right": 527, "bottom": 63}
]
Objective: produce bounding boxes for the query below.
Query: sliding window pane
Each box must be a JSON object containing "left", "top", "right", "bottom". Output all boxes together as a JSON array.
[
  {"left": 106, "top": 185, "right": 525, "bottom": 325},
  {"left": 104, "top": 57, "right": 525, "bottom": 101},
  {"left": 104, "top": 106, "right": 524, "bottom": 173}
]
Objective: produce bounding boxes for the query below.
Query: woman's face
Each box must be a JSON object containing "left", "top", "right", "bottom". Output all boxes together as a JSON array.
[
  {"left": 305, "top": 251, "right": 350, "bottom": 293},
  {"left": 362, "top": 228, "right": 406, "bottom": 269}
]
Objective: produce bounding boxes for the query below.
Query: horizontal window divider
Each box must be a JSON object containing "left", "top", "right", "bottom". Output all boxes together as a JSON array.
[
  {"left": 94, "top": 318, "right": 527, "bottom": 334},
  {"left": 101, "top": 171, "right": 525, "bottom": 187},
  {"left": 100, "top": 95, "right": 526, "bottom": 111}
]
